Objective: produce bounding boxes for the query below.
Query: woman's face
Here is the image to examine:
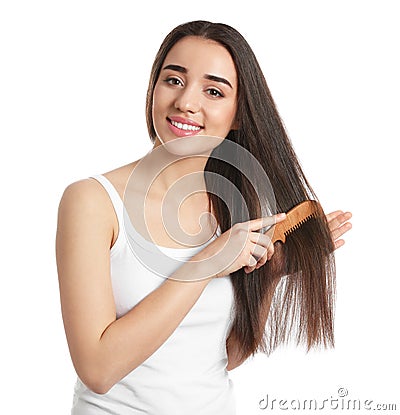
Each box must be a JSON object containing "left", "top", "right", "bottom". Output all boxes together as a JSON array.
[{"left": 152, "top": 36, "right": 238, "bottom": 147}]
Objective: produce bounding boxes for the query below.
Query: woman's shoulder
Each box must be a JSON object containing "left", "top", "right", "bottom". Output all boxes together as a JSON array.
[
  {"left": 58, "top": 160, "right": 141, "bottom": 218},
  {"left": 63, "top": 160, "right": 140, "bottom": 200},
  {"left": 58, "top": 178, "right": 111, "bottom": 225}
]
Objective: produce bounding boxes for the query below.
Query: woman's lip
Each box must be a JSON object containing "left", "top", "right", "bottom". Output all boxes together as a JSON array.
[
  {"left": 168, "top": 116, "right": 203, "bottom": 128},
  {"left": 167, "top": 118, "right": 203, "bottom": 137}
]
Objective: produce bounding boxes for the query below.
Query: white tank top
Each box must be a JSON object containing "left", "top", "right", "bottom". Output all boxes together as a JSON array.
[{"left": 71, "top": 174, "right": 236, "bottom": 415}]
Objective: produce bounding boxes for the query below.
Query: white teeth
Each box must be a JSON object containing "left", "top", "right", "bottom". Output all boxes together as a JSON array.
[{"left": 170, "top": 120, "right": 201, "bottom": 131}]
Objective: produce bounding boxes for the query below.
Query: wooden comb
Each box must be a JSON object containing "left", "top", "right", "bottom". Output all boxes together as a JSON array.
[{"left": 271, "top": 200, "right": 323, "bottom": 244}]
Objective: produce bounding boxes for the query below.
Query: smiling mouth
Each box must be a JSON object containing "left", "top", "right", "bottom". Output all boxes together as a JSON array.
[{"left": 167, "top": 117, "right": 203, "bottom": 132}]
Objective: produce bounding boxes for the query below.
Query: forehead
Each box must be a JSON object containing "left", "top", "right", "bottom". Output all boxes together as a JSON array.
[{"left": 163, "top": 36, "right": 237, "bottom": 85}]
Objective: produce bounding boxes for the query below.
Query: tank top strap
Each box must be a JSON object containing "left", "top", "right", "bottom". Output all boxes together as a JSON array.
[{"left": 89, "top": 174, "right": 125, "bottom": 227}]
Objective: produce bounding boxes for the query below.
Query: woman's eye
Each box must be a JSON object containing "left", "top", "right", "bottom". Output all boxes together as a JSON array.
[
  {"left": 206, "top": 88, "right": 223, "bottom": 98},
  {"left": 164, "top": 77, "right": 183, "bottom": 86}
]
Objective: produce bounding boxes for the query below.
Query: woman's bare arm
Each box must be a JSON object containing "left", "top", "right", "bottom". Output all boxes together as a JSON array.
[{"left": 56, "top": 179, "right": 212, "bottom": 394}]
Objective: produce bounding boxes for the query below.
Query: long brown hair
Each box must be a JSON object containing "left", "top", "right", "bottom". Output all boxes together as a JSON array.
[{"left": 145, "top": 21, "right": 336, "bottom": 362}]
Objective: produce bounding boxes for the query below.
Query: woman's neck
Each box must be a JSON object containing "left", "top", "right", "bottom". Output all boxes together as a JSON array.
[{"left": 147, "top": 140, "right": 209, "bottom": 201}]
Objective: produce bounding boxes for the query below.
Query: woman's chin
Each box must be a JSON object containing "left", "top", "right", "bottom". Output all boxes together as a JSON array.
[{"left": 161, "top": 134, "right": 225, "bottom": 157}]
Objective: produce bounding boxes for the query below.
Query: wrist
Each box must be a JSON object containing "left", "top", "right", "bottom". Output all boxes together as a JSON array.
[
  {"left": 189, "top": 250, "right": 228, "bottom": 279},
  {"left": 168, "top": 254, "right": 217, "bottom": 283}
]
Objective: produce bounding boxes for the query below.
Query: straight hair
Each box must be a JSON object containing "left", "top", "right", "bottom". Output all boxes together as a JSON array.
[{"left": 145, "top": 21, "right": 336, "bottom": 361}]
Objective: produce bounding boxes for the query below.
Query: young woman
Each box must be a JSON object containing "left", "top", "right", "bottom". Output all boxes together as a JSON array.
[{"left": 56, "top": 21, "right": 352, "bottom": 415}]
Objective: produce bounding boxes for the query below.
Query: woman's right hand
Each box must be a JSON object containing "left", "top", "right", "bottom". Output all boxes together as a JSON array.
[{"left": 193, "top": 213, "right": 287, "bottom": 279}]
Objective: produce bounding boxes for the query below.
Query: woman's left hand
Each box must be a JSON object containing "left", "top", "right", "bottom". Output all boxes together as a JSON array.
[
  {"left": 245, "top": 209, "right": 352, "bottom": 274},
  {"left": 326, "top": 210, "right": 352, "bottom": 250}
]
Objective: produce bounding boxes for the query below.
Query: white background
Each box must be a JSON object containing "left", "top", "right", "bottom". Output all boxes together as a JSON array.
[{"left": 1, "top": 1, "right": 399, "bottom": 413}]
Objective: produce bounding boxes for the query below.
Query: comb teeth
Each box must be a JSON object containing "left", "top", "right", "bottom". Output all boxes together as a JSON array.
[
  {"left": 284, "top": 212, "right": 317, "bottom": 237},
  {"left": 271, "top": 200, "right": 322, "bottom": 244}
]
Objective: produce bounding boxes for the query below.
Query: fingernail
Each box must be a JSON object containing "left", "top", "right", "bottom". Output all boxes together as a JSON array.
[{"left": 277, "top": 213, "right": 286, "bottom": 218}]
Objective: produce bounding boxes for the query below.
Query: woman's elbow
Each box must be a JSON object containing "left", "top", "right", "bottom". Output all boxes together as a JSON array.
[
  {"left": 81, "top": 375, "right": 113, "bottom": 395},
  {"left": 76, "top": 364, "right": 115, "bottom": 395}
]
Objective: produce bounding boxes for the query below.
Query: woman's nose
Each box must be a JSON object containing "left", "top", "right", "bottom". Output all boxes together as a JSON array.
[{"left": 174, "top": 86, "right": 201, "bottom": 114}]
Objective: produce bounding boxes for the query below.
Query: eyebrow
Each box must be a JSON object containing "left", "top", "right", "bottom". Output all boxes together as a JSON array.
[{"left": 162, "top": 64, "right": 233, "bottom": 89}]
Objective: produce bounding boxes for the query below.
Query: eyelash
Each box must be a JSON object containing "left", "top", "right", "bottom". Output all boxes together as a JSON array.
[
  {"left": 164, "top": 77, "right": 183, "bottom": 86},
  {"left": 163, "top": 77, "right": 224, "bottom": 98},
  {"left": 206, "top": 88, "right": 224, "bottom": 98}
]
